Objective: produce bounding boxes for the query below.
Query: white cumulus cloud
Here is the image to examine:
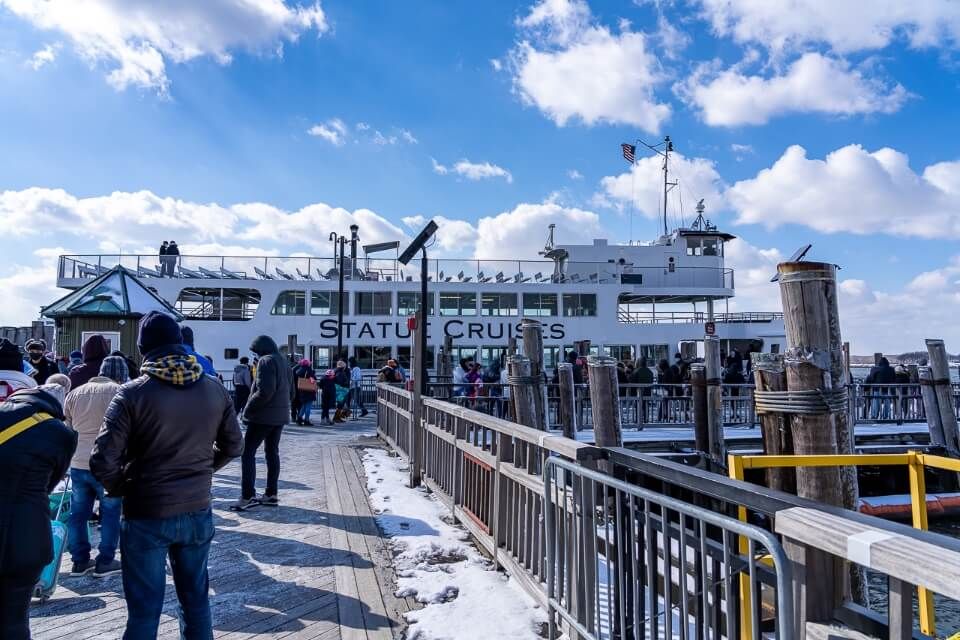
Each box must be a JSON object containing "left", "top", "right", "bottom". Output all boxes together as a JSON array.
[
  {"left": 727, "top": 143, "right": 960, "bottom": 238},
  {"left": 26, "top": 43, "right": 59, "bottom": 69},
  {"left": 432, "top": 158, "right": 513, "bottom": 184},
  {"left": 307, "top": 118, "right": 348, "bottom": 146},
  {"left": 679, "top": 53, "right": 909, "bottom": 126},
  {"left": 508, "top": 0, "right": 670, "bottom": 132},
  {"left": 0, "top": 0, "right": 328, "bottom": 93}
]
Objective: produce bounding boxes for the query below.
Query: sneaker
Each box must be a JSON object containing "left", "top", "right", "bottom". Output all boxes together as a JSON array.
[
  {"left": 229, "top": 496, "right": 260, "bottom": 511},
  {"left": 93, "top": 558, "right": 122, "bottom": 578},
  {"left": 259, "top": 494, "right": 279, "bottom": 507},
  {"left": 70, "top": 559, "right": 95, "bottom": 576}
]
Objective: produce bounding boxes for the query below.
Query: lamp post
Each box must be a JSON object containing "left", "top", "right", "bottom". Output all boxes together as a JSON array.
[
  {"left": 328, "top": 232, "right": 346, "bottom": 362},
  {"left": 398, "top": 220, "right": 439, "bottom": 390}
]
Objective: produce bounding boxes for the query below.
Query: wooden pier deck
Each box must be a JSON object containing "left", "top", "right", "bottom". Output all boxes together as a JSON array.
[{"left": 30, "top": 416, "right": 413, "bottom": 639}]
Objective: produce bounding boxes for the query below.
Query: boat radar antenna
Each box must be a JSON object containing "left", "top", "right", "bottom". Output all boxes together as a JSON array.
[
  {"left": 691, "top": 199, "right": 717, "bottom": 232},
  {"left": 636, "top": 135, "right": 677, "bottom": 237},
  {"left": 544, "top": 223, "right": 556, "bottom": 252}
]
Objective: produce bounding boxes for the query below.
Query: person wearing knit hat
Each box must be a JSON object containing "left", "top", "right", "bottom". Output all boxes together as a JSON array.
[
  {"left": 0, "top": 339, "right": 36, "bottom": 401},
  {"left": 62, "top": 357, "right": 127, "bottom": 578},
  {"left": 0, "top": 384, "right": 76, "bottom": 636},
  {"left": 179, "top": 326, "right": 216, "bottom": 377},
  {"left": 68, "top": 350, "right": 83, "bottom": 369},
  {"left": 89, "top": 310, "right": 242, "bottom": 633}
]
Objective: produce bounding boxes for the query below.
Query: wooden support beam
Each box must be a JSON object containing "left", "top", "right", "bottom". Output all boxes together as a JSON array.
[
  {"left": 557, "top": 362, "right": 577, "bottom": 440},
  {"left": 587, "top": 355, "right": 623, "bottom": 449},
  {"left": 752, "top": 352, "right": 795, "bottom": 494},
  {"left": 690, "top": 363, "right": 709, "bottom": 453},
  {"left": 926, "top": 339, "right": 959, "bottom": 455},
  {"left": 919, "top": 366, "right": 947, "bottom": 449},
  {"left": 704, "top": 335, "right": 725, "bottom": 467},
  {"left": 508, "top": 355, "right": 538, "bottom": 430},
  {"left": 521, "top": 319, "right": 546, "bottom": 430}
]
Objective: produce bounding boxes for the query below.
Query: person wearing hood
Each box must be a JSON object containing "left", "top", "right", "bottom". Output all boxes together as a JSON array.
[
  {"left": 68, "top": 350, "right": 83, "bottom": 371},
  {"left": 293, "top": 358, "right": 317, "bottom": 425},
  {"left": 0, "top": 339, "right": 37, "bottom": 402},
  {"left": 234, "top": 335, "right": 292, "bottom": 511},
  {"left": 90, "top": 311, "right": 243, "bottom": 638},
  {"left": 0, "top": 384, "right": 76, "bottom": 639},
  {"left": 318, "top": 368, "right": 336, "bottom": 426},
  {"left": 179, "top": 326, "right": 217, "bottom": 377},
  {"left": 232, "top": 356, "right": 253, "bottom": 415},
  {"left": 24, "top": 339, "right": 57, "bottom": 385},
  {"left": 68, "top": 334, "right": 111, "bottom": 390}
]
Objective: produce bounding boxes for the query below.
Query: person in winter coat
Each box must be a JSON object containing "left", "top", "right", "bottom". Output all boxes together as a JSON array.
[
  {"left": 165, "top": 240, "right": 180, "bottom": 277},
  {"left": 234, "top": 335, "right": 292, "bottom": 511},
  {"left": 0, "top": 339, "right": 37, "bottom": 402},
  {"left": 24, "top": 339, "right": 57, "bottom": 385},
  {"left": 158, "top": 241, "right": 169, "bottom": 277},
  {"left": 63, "top": 356, "right": 128, "bottom": 578},
  {"left": 233, "top": 356, "right": 253, "bottom": 415},
  {"left": 68, "top": 334, "right": 111, "bottom": 390},
  {"left": 179, "top": 326, "right": 217, "bottom": 377},
  {"left": 348, "top": 356, "right": 367, "bottom": 417},
  {"left": 110, "top": 350, "right": 139, "bottom": 383},
  {"left": 293, "top": 359, "right": 317, "bottom": 425},
  {"left": 0, "top": 385, "right": 77, "bottom": 640},
  {"left": 377, "top": 361, "right": 400, "bottom": 383},
  {"left": 67, "top": 350, "right": 83, "bottom": 371},
  {"left": 319, "top": 369, "right": 336, "bottom": 425},
  {"left": 333, "top": 360, "right": 351, "bottom": 423},
  {"left": 865, "top": 357, "right": 897, "bottom": 419},
  {"left": 90, "top": 311, "right": 242, "bottom": 638}
]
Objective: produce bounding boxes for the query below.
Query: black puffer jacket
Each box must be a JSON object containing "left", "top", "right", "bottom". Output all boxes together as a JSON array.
[
  {"left": 243, "top": 336, "right": 293, "bottom": 426},
  {"left": 90, "top": 347, "right": 243, "bottom": 520},
  {"left": 0, "top": 389, "right": 76, "bottom": 573}
]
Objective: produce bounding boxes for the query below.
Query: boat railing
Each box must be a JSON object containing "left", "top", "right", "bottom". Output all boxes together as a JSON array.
[
  {"left": 617, "top": 310, "right": 784, "bottom": 324},
  {"left": 57, "top": 254, "right": 735, "bottom": 289}
]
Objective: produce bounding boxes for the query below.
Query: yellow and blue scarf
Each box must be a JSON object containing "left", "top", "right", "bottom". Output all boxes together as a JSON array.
[{"left": 140, "top": 354, "right": 204, "bottom": 386}]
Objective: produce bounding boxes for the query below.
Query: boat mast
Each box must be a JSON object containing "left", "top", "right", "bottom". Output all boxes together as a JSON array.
[{"left": 661, "top": 135, "right": 675, "bottom": 237}]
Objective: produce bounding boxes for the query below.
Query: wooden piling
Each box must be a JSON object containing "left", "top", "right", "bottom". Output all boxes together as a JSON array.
[
  {"left": 925, "top": 339, "right": 959, "bottom": 455},
  {"left": 557, "top": 362, "right": 578, "bottom": 440},
  {"left": 690, "top": 364, "right": 709, "bottom": 453},
  {"left": 508, "top": 355, "right": 538, "bottom": 430},
  {"left": 521, "top": 319, "right": 546, "bottom": 430},
  {"left": 587, "top": 355, "right": 623, "bottom": 449},
  {"left": 752, "top": 352, "right": 795, "bottom": 493},
  {"left": 919, "top": 367, "right": 947, "bottom": 449},
  {"left": 704, "top": 336, "right": 725, "bottom": 467}
]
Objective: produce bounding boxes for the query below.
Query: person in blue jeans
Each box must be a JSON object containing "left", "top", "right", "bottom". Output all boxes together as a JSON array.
[
  {"left": 63, "top": 355, "right": 129, "bottom": 577},
  {"left": 90, "top": 312, "right": 243, "bottom": 639}
]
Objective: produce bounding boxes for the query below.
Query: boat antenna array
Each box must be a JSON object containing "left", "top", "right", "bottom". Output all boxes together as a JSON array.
[{"left": 636, "top": 136, "right": 677, "bottom": 237}]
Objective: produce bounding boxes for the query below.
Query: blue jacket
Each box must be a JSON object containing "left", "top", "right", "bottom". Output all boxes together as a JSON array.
[{"left": 183, "top": 345, "right": 217, "bottom": 377}]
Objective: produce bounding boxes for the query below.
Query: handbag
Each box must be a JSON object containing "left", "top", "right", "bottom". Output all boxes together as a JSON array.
[{"left": 297, "top": 376, "right": 317, "bottom": 393}]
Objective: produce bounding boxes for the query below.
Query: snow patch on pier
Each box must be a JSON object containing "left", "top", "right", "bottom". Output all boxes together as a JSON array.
[{"left": 362, "top": 448, "right": 546, "bottom": 639}]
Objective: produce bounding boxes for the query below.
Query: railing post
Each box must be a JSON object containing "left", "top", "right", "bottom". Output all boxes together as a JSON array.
[
  {"left": 907, "top": 452, "right": 936, "bottom": 635},
  {"left": 919, "top": 366, "right": 947, "bottom": 449},
  {"left": 521, "top": 318, "right": 546, "bottom": 430}
]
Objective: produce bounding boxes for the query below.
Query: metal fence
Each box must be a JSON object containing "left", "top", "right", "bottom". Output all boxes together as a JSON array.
[{"left": 543, "top": 456, "right": 793, "bottom": 640}]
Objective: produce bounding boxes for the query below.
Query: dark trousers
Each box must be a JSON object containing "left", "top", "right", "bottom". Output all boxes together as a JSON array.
[
  {"left": 233, "top": 385, "right": 250, "bottom": 415},
  {"left": 121, "top": 508, "right": 214, "bottom": 640},
  {"left": 0, "top": 568, "right": 41, "bottom": 640},
  {"left": 241, "top": 423, "right": 284, "bottom": 499}
]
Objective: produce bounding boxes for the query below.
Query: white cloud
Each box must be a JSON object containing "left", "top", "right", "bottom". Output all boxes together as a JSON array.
[
  {"left": 26, "top": 42, "right": 59, "bottom": 69},
  {"left": 679, "top": 53, "right": 909, "bottom": 126},
  {"left": 372, "top": 130, "right": 397, "bottom": 146},
  {"left": 597, "top": 151, "right": 726, "bottom": 219},
  {"left": 474, "top": 200, "right": 602, "bottom": 259},
  {"left": 489, "top": 58, "right": 502, "bottom": 71},
  {"left": 728, "top": 143, "right": 960, "bottom": 238},
  {"left": 355, "top": 122, "right": 370, "bottom": 131},
  {"left": 508, "top": 0, "right": 670, "bottom": 132},
  {"left": 432, "top": 158, "right": 513, "bottom": 184},
  {"left": 307, "top": 118, "right": 348, "bottom": 146},
  {"left": 730, "top": 143, "right": 753, "bottom": 154},
  {"left": 0, "top": 247, "right": 70, "bottom": 323},
  {"left": 0, "top": 0, "right": 328, "bottom": 93},
  {"left": 567, "top": 169, "right": 583, "bottom": 180},
  {"left": 400, "top": 129, "right": 418, "bottom": 144},
  {"left": 402, "top": 215, "right": 477, "bottom": 254},
  {"left": 695, "top": 0, "right": 960, "bottom": 54}
]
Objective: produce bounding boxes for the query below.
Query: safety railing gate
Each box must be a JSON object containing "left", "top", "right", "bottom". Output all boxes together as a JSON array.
[{"left": 543, "top": 457, "right": 795, "bottom": 640}]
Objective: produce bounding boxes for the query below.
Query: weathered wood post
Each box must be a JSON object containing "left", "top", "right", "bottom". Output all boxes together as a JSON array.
[
  {"left": 926, "top": 339, "right": 959, "bottom": 455},
  {"left": 752, "top": 352, "right": 795, "bottom": 493},
  {"left": 557, "top": 362, "right": 578, "bottom": 440},
  {"left": 919, "top": 366, "right": 947, "bottom": 449},
  {"left": 508, "top": 355, "right": 538, "bottom": 429},
  {"left": 691, "top": 363, "right": 709, "bottom": 453},
  {"left": 704, "top": 335, "right": 725, "bottom": 467},
  {"left": 587, "top": 355, "right": 623, "bottom": 449},
  {"left": 521, "top": 319, "right": 546, "bottom": 430},
  {"left": 777, "top": 262, "right": 847, "bottom": 508}
]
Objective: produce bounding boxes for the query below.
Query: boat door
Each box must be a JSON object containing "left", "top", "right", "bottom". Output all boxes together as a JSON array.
[{"left": 664, "top": 251, "right": 681, "bottom": 284}]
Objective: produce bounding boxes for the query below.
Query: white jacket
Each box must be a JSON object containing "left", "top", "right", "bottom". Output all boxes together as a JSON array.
[
  {"left": 63, "top": 376, "right": 121, "bottom": 470},
  {"left": 0, "top": 370, "right": 37, "bottom": 401}
]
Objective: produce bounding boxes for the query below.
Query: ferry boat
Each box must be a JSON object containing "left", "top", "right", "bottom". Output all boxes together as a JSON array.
[{"left": 53, "top": 216, "right": 785, "bottom": 372}]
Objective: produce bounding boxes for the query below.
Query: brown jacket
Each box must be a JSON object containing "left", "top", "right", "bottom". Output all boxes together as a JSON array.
[{"left": 64, "top": 376, "right": 121, "bottom": 470}]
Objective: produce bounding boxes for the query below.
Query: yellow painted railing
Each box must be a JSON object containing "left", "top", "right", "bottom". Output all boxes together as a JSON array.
[{"left": 728, "top": 451, "right": 960, "bottom": 638}]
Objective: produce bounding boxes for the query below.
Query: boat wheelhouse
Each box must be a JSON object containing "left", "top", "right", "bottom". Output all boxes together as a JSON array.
[{"left": 54, "top": 224, "right": 785, "bottom": 372}]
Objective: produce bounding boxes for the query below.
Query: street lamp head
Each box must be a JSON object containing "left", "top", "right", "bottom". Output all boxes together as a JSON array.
[{"left": 328, "top": 231, "right": 338, "bottom": 242}]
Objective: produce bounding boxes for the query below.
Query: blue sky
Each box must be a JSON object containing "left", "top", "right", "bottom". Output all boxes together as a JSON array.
[{"left": 1, "top": 0, "right": 959, "bottom": 353}]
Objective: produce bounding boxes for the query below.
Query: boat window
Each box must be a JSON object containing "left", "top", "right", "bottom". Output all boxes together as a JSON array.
[
  {"left": 449, "top": 345, "right": 479, "bottom": 364},
  {"left": 354, "top": 345, "right": 392, "bottom": 369},
  {"left": 703, "top": 237, "right": 719, "bottom": 256},
  {"left": 686, "top": 238, "right": 702, "bottom": 256},
  {"left": 604, "top": 345, "right": 635, "bottom": 362},
  {"left": 355, "top": 292, "right": 392, "bottom": 315},
  {"left": 523, "top": 293, "right": 558, "bottom": 316},
  {"left": 310, "top": 291, "right": 347, "bottom": 316},
  {"left": 564, "top": 344, "right": 600, "bottom": 357},
  {"left": 310, "top": 346, "right": 336, "bottom": 369},
  {"left": 398, "top": 292, "right": 435, "bottom": 316},
  {"left": 176, "top": 288, "right": 222, "bottom": 320},
  {"left": 221, "top": 288, "right": 261, "bottom": 320},
  {"left": 479, "top": 346, "right": 508, "bottom": 367},
  {"left": 439, "top": 292, "right": 477, "bottom": 316},
  {"left": 481, "top": 292, "right": 518, "bottom": 316},
  {"left": 638, "top": 344, "right": 669, "bottom": 363},
  {"left": 271, "top": 290, "right": 306, "bottom": 315},
  {"left": 562, "top": 293, "right": 597, "bottom": 317},
  {"left": 224, "top": 348, "right": 239, "bottom": 360},
  {"left": 543, "top": 345, "right": 561, "bottom": 370},
  {"left": 397, "top": 345, "right": 435, "bottom": 370}
]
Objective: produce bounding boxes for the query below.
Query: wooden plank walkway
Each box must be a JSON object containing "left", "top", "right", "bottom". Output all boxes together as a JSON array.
[{"left": 30, "top": 416, "right": 413, "bottom": 639}]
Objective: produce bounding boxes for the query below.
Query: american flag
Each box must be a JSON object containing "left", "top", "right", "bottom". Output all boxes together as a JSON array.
[{"left": 621, "top": 143, "right": 636, "bottom": 164}]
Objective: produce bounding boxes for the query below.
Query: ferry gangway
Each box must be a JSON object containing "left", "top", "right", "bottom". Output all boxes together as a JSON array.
[{"left": 377, "top": 382, "right": 960, "bottom": 639}]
